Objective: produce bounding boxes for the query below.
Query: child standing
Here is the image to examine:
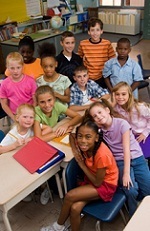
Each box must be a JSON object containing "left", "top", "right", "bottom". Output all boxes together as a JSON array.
[
  {"left": 41, "top": 120, "right": 118, "bottom": 231},
  {"left": 78, "top": 17, "right": 115, "bottom": 88},
  {"left": 0, "top": 52, "right": 37, "bottom": 122},
  {"left": 5, "top": 36, "right": 44, "bottom": 79},
  {"left": 56, "top": 31, "right": 83, "bottom": 84},
  {"left": 34, "top": 85, "right": 81, "bottom": 142},
  {"left": 112, "top": 81, "right": 150, "bottom": 161},
  {"left": 36, "top": 43, "right": 71, "bottom": 106},
  {"left": 103, "top": 38, "right": 143, "bottom": 99},
  {"left": 88, "top": 99, "right": 150, "bottom": 216},
  {"left": 0, "top": 104, "right": 34, "bottom": 154},
  {"left": 69, "top": 65, "right": 110, "bottom": 111}
]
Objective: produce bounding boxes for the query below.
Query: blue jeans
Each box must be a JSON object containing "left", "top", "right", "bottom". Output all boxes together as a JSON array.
[{"left": 117, "top": 155, "right": 150, "bottom": 216}]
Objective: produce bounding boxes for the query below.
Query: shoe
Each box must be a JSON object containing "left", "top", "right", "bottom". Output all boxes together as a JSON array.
[
  {"left": 40, "top": 222, "right": 67, "bottom": 231},
  {"left": 40, "top": 188, "right": 50, "bottom": 205},
  {"left": 22, "top": 194, "right": 32, "bottom": 202}
]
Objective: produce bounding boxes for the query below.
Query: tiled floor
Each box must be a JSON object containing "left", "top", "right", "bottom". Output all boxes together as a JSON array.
[{"left": 0, "top": 38, "right": 150, "bottom": 231}]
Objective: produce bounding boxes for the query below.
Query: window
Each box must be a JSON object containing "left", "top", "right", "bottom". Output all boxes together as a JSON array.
[{"left": 100, "top": 0, "right": 144, "bottom": 7}]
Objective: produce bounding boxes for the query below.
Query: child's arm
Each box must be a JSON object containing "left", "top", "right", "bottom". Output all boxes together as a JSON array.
[
  {"left": 69, "top": 104, "right": 90, "bottom": 112},
  {"left": 0, "top": 138, "right": 25, "bottom": 154},
  {"left": 54, "top": 87, "right": 70, "bottom": 103},
  {"left": 55, "top": 109, "right": 82, "bottom": 136},
  {"left": 122, "top": 130, "right": 133, "bottom": 189},
  {"left": 104, "top": 77, "right": 113, "bottom": 93},
  {"left": 131, "top": 81, "right": 140, "bottom": 91},
  {"left": 34, "top": 120, "right": 57, "bottom": 142},
  {"left": 1, "top": 98, "right": 15, "bottom": 121}
]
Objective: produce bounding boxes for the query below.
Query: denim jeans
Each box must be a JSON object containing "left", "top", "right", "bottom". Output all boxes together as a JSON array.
[{"left": 117, "top": 155, "right": 150, "bottom": 216}]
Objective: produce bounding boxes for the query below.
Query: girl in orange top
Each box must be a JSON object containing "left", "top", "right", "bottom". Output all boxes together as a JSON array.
[
  {"left": 5, "top": 36, "right": 44, "bottom": 79},
  {"left": 41, "top": 119, "right": 118, "bottom": 231}
]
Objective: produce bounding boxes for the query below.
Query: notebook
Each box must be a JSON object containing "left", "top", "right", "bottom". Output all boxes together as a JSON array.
[{"left": 13, "top": 137, "right": 58, "bottom": 173}]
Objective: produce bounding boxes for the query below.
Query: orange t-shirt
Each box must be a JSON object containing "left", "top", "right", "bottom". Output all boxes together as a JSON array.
[
  {"left": 5, "top": 58, "right": 44, "bottom": 80},
  {"left": 85, "top": 142, "right": 118, "bottom": 186}
]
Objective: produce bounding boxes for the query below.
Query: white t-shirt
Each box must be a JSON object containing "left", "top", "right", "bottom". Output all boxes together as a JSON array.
[{"left": 0, "top": 126, "right": 33, "bottom": 146}]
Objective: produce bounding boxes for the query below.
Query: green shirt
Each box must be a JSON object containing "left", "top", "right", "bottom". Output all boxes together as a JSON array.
[{"left": 35, "top": 101, "right": 68, "bottom": 127}]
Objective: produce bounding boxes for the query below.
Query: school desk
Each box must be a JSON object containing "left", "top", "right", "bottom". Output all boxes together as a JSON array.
[
  {"left": 0, "top": 149, "right": 63, "bottom": 231},
  {"left": 123, "top": 196, "right": 150, "bottom": 231}
]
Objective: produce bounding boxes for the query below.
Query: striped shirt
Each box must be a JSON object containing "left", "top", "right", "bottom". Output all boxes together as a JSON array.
[{"left": 78, "top": 38, "right": 116, "bottom": 81}]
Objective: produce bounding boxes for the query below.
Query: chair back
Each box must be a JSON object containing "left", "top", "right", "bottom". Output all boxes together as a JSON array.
[
  {"left": 0, "top": 130, "right": 5, "bottom": 142},
  {"left": 137, "top": 54, "right": 144, "bottom": 70},
  {"left": 65, "top": 158, "right": 84, "bottom": 192}
]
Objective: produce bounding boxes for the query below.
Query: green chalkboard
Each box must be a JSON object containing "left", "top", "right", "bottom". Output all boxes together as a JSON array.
[{"left": 143, "top": 0, "right": 150, "bottom": 39}]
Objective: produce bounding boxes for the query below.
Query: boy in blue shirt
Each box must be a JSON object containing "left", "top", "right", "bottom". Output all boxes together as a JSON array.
[
  {"left": 56, "top": 31, "right": 82, "bottom": 84},
  {"left": 103, "top": 38, "right": 143, "bottom": 98},
  {"left": 69, "top": 65, "right": 110, "bottom": 111}
]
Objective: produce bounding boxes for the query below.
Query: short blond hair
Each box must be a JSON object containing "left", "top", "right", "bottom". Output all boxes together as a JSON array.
[
  {"left": 15, "top": 103, "right": 35, "bottom": 124},
  {"left": 6, "top": 52, "right": 24, "bottom": 68}
]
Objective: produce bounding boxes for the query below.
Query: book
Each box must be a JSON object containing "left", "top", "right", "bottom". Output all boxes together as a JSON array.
[
  {"left": 37, "top": 150, "right": 65, "bottom": 174},
  {"left": 53, "top": 133, "right": 70, "bottom": 147},
  {"left": 13, "top": 137, "right": 58, "bottom": 173}
]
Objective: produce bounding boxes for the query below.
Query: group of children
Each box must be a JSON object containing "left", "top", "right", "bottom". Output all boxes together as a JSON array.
[{"left": 0, "top": 17, "right": 150, "bottom": 231}]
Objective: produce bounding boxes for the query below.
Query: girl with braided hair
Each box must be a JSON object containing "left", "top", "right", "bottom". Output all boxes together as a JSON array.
[{"left": 41, "top": 119, "right": 118, "bottom": 231}]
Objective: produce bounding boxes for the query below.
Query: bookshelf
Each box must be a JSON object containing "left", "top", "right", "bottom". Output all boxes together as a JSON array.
[
  {"left": 98, "top": 10, "right": 141, "bottom": 35},
  {"left": 0, "top": 21, "right": 18, "bottom": 42}
]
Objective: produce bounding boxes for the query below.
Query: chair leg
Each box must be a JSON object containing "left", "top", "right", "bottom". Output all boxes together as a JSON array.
[
  {"left": 147, "top": 86, "right": 150, "bottom": 98},
  {"left": 46, "top": 181, "right": 53, "bottom": 203},
  {"left": 95, "top": 220, "right": 102, "bottom": 231},
  {"left": 119, "top": 208, "right": 127, "bottom": 225}
]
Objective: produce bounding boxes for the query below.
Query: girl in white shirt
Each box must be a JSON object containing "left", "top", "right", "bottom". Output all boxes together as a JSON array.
[
  {"left": 112, "top": 81, "right": 150, "bottom": 160},
  {"left": 0, "top": 104, "right": 35, "bottom": 154}
]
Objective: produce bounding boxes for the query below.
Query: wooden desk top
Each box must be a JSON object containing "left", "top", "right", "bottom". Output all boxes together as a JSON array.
[{"left": 123, "top": 196, "right": 150, "bottom": 231}]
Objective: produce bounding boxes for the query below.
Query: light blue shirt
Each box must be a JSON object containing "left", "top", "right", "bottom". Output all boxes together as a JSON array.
[{"left": 103, "top": 57, "right": 143, "bottom": 98}]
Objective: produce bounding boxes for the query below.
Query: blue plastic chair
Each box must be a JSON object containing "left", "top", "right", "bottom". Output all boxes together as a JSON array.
[
  {"left": 0, "top": 130, "right": 5, "bottom": 142},
  {"left": 65, "top": 158, "right": 127, "bottom": 231},
  {"left": 137, "top": 54, "right": 150, "bottom": 79}
]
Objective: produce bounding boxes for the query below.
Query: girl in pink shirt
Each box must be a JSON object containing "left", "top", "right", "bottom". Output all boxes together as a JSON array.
[
  {"left": 112, "top": 81, "right": 150, "bottom": 160},
  {"left": 0, "top": 52, "right": 37, "bottom": 122}
]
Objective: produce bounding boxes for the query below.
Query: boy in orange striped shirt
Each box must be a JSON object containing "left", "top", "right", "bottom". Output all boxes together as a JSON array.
[{"left": 78, "top": 17, "right": 116, "bottom": 88}]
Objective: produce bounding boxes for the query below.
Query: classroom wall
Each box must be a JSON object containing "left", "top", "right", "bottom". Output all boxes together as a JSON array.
[{"left": 0, "top": 0, "right": 29, "bottom": 23}]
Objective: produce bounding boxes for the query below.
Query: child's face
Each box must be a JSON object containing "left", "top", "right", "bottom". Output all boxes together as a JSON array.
[
  {"left": 76, "top": 125, "right": 99, "bottom": 152},
  {"left": 74, "top": 71, "right": 89, "bottom": 89},
  {"left": 17, "top": 108, "right": 34, "bottom": 129},
  {"left": 61, "top": 37, "right": 75, "bottom": 54},
  {"left": 41, "top": 57, "right": 57, "bottom": 78},
  {"left": 114, "top": 86, "right": 129, "bottom": 106},
  {"left": 7, "top": 60, "right": 23, "bottom": 80},
  {"left": 88, "top": 23, "right": 103, "bottom": 43},
  {"left": 90, "top": 105, "right": 110, "bottom": 127},
  {"left": 19, "top": 45, "right": 34, "bottom": 64},
  {"left": 116, "top": 42, "right": 131, "bottom": 59},
  {"left": 37, "top": 92, "right": 55, "bottom": 116}
]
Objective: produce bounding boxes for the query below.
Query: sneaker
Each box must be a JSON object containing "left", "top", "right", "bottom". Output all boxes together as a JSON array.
[
  {"left": 40, "top": 222, "right": 67, "bottom": 231},
  {"left": 40, "top": 188, "right": 50, "bottom": 205}
]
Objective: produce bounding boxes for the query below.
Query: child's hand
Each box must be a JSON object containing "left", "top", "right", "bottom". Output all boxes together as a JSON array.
[
  {"left": 24, "top": 137, "right": 33, "bottom": 144},
  {"left": 136, "top": 133, "right": 147, "bottom": 143},
  {"left": 55, "top": 124, "right": 69, "bottom": 136},
  {"left": 14, "top": 138, "right": 25, "bottom": 148},
  {"left": 123, "top": 173, "right": 133, "bottom": 190}
]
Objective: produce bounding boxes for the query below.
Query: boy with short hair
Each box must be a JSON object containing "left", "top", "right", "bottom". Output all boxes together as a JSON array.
[
  {"left": 69, "top": 65, "right": 110, "bottom": 111},
  {"left": 56, "top": 31, "right": 82, "bottom": 83},
  {"left": 103, "top": 38, "right": 143, "bottom": 98},
  {"left": 78, "top": 17, "right": 115, "bottom": 88}
]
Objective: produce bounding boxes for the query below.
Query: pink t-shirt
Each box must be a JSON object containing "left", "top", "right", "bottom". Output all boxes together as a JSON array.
[{"left": 0, "top": 74, "right": 37, "bottom": 114}]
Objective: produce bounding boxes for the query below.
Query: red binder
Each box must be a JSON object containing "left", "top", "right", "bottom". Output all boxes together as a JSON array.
[{"left": 13, "top": 137, "right": 58, "bottom": 173}]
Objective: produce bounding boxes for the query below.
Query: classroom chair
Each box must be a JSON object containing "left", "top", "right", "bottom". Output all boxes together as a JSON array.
[
  {"left": 138, "top": 80, "right": 150, "bottom": 99},
  {"left": 65, "top": 158, "right": 127, "bottom": 231},
  {"left": 0, "top": 130, "right": 5, "bottom": 142},
  {"left": 137, "top": 54, "right": 150, "bottom": 79}
]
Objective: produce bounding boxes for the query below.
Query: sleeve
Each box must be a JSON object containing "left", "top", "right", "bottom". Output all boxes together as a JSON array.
[
  {"left": 0, "top": 81, "right": 7, "bottom": 98},
  {"left": 132, "top": 62, "right": 143, "bottom": 81},
  {"left": 108, "top": 42, "right": 116, "bottom": 59},
  {"left": 139, "top": 104, "right": 150, "bottom": 137},
  {"left": 0, "top": 128, "right": 17, "bottom": 146},
  {"left": 64, "top": 76, "right": 72, "bottom": 89},
  {"left": 78, "top": 42, "right": 84, "bottom": 58},
  {"left": 102, "top": 60, "right": 112, "bottom": 78},
  {"left": 69, "top": 87, "right": 76, "bottom": 105},
  {"left": 120, "top": 119, "right": 131, "bottom": 135},
  {"left": 96, "top": 144, "right": 113, "bottom": 169},
  {"left": 92, "top": 81, "right": 109, "bottom": 97},
  {"left": 30, "top": 79, "right": 37, "bottom": 95}
]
